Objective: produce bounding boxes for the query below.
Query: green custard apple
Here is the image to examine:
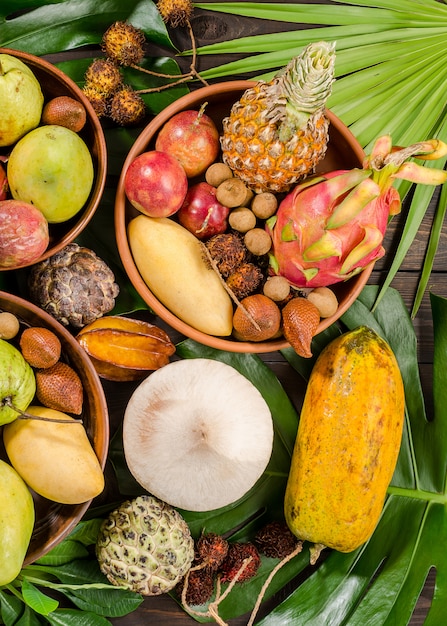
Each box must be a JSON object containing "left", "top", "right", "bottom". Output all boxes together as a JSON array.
[
  {"left": 7, "top": 124, "right": 94, "bottom": 223},
  {"left": 0, "top": 53, "right": 44, "bottom": 147},
  {"left": 0, "top": 338, "right": 36, "bottom": 425}
]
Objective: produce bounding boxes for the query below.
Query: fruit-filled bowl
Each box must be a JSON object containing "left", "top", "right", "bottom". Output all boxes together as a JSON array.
[
  {"left": 115, "top": 81, "right": 373, "bottom": 354},
  {"left": 0, "top": 291, "right": 109, "bottom": 568},
  {"left": 0, "top": 47, "right": 107, "bottom": 271}
]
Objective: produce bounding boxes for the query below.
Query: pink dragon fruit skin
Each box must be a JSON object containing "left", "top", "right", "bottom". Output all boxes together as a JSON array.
[
  {"left": 267, "top": 169, "right": 400, "bottom": 288},
  {"left": 267, "top": 135, "right": 447, "bottom": 289}
]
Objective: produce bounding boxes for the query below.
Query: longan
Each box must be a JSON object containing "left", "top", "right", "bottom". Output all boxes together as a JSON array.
[
  {"left": 205, "top": 162, "right": 233, "bottom": 187},
  {"left": 263, "top": 276, "right": 290, "bottom": 302},
  {"left": 229, "top": 207, "right": 257, "bottom": 233},
  {"left": 0, "top": 311, "right": 20, "bottom": 339},
  {"left": 251, "top": 192, "right": 278, "bottom": 220},
  {"left": 307, "top": 286, "right": 339, "bottom": 318},
  {"left": 244, "top": 228, "right": 272, "bottom": 256},
  {"left": 216, "top": 178, "right": 252, "bottom": 208}
]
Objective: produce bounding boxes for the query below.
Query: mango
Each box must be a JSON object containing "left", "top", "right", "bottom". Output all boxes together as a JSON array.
[
  {"left": 3, "top": 406, "right": 104, "bottom": 505},
  {"left": 0, "top": 459, "right": 34, "bottom": 585},
  {"left": 284, "top": 326, "right": 405, "bottom": 555},
  {"left": 128, "top": 215, "right": 233, "bottom": 336},
  {"left": 7, "top": 125, "right": 94, "bottom": 223}
]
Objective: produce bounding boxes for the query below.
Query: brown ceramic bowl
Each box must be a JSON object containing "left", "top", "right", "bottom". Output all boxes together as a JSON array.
[
  {"left": 0, "top": 47, "right": 107, "bottom": 271},
  {"left": 115, "top": 81, "right": 372, "bottom": 353},
  {"left": 0, "top": 291, "right": 109, "bottom": 565}
]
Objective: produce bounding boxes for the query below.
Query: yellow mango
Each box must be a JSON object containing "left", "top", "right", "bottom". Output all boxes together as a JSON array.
[
  {"left": 284, "top": 325, "right": 405, "bottom": 554},
  {"left": 127, "top": 215, "right": 233, "bottom": 336},
  {"left": 0, "top": 459, "right": 34, "bottom": 585},
  {"left": 3, "top": 406, "right": 104, "bottom": 505}
]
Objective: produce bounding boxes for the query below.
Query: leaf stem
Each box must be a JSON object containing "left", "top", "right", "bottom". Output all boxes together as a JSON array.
[{"left": 387, "top": 485, "right": 447, "bottom": 504}]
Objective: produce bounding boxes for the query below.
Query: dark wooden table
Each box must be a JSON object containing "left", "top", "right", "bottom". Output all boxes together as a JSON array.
[{"left": 44, "top": 2, "right": 443, "bottom": 623}]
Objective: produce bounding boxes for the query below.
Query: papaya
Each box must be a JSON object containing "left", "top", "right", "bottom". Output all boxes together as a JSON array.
[
  {"left": 0, "top": 459, "right": 35, "bottom": 585},
  {"left": 284, "top": 325, "right": 405, "bottom": 556}
]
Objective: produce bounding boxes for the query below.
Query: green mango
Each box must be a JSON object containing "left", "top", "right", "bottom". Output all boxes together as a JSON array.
[
  {"left": 7, "top": 124, "right": 94, "bottom": 223},
  {"left": 0, "top": 459, "right": 35, "bottom": 585},
  {"left": 0, "top": 338, "right": 36, "bottom": 425}
]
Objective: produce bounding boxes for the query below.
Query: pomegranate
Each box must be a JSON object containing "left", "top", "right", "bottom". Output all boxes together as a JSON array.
[
  {"left": 178, "top": 182, "right": 230, "bottom": 240},
  {"left": 124, "top": 150, "right": 188, "bottom": 218},
  {"left": 155, "top": 106, "right": 220, "bottom": 178}
]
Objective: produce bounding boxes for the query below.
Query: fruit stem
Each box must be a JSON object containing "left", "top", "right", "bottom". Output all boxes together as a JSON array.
[
  {"left": 2, "top": 397, "right": 83, "bottom": 424},
  {"left": 200, "top": 243, "right": 262, "bottom": 332},
  {"left": 131, "top": 19, "right": 208, "bottom": 93}
]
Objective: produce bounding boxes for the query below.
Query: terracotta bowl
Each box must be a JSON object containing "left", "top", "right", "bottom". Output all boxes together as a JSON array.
[
  {"left": 115, "top": 81, "right": 372, "bottom": 354},
  {"left": 0, "top": 291, "right": 109, "bottom": 565},
  {"left": 0, "top": 47, "right": 107, "bottom": 271}
]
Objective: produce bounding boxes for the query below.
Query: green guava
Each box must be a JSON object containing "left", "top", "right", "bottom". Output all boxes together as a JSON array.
[
  {"left": 0, "top": 338, "right": 36, "bottom": 426},
  {"left": 0, "top": 53, "right": 44, "bottom": 147},
  {"left": 7, "top": 124, "right": 94, "bottom": 223}
]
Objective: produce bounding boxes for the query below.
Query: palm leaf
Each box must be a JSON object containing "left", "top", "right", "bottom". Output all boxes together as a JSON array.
[{"left": 192, "top": 1, "right": 447, "bottom": 321}]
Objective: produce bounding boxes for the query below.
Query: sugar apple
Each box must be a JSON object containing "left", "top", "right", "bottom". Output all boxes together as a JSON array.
[
  {"left": 28, "top": 243, "right": 119, "bottom": 328},
  {"left": 96, "top": 495, "right": 194, "bottom": 596}
]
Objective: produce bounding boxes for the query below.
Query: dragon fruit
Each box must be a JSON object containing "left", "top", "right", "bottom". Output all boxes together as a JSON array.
[{"left": 267, "top": 135, "right": 447, "bottom": 288}]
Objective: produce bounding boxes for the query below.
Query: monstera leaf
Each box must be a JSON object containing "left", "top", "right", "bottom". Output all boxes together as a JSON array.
[{"left": 109, "top": 285, "right": 446, "bottom": 623}]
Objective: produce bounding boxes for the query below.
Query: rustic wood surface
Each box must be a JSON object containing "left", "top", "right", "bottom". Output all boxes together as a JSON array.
[{"left": 45, "top": 1, "right": 443, "bottom": 623}]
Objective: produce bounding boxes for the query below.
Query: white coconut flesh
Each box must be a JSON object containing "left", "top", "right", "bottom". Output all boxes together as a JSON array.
[{"left": 122, "top": 358, "right": 274, "bottom": 512}]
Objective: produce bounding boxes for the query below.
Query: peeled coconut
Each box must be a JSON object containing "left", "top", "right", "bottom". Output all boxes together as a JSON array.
[{"left": 123, "top": 358, "right": 274, "bottom": 512}]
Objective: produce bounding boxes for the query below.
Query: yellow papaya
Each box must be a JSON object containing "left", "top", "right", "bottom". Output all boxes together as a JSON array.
[{"left": 284, "top": 325, "right": 405, "bottom": 555}]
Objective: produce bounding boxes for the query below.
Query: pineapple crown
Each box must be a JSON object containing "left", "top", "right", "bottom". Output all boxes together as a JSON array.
[{"left": 268, "top": 41, "right": 336, "bottom": 142}]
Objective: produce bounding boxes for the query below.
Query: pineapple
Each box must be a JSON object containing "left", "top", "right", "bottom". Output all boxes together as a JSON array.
[{"left": 220, "top": 41, "right": 336, "bottom": 193}]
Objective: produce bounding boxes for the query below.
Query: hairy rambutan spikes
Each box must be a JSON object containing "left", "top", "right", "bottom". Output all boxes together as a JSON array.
[{"left": 157, "top": 0, "right": 193, "bottom": 28}]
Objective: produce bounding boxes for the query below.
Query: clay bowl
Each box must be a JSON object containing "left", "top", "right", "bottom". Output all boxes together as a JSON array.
[
  {"left": 115, "top": 81, "right": 372, "bottom": 354},
  {"left": 0, "top": 291, "right": 109, "bottom": 565},
  {"left": 0, "top": 47, "right": 107, "bottom": 271}
]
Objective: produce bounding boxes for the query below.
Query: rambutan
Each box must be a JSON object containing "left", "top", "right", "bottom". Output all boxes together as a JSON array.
[
  {"left": 102, "top": 21, "right": 145, "bottom": 66},
  {"left": 196, "top": 532, "right": 229, "bottom": 571},
  {"left": 219, "top": 542, "right": 261, "bottom": 584},
  {"left": 82, "top": 85, "right": 109, "bottom": 119},
  {"left": 109, "top": 87, "right": 146, "bottom": 126},
  {"left": 84, "top": 58, "right": 123, "bottom": 96},
  {"left": 157, "top": 0, "right": 193, "bottom": 28},
  {"left": 254, "top": 521, "right": 300, "bottom": 559}
]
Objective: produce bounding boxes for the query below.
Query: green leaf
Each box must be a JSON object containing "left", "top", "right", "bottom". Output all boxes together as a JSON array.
[
  {"left": 20, "top": 580, "right": 59, "bottom": 616},
  {"left": 0, "top": 0, "right": 173, "bottom": 55},
  {"left": 45, "top": 608, "right": 112, "bottom": 626},
  {"left": 0, "top": 589, "right": 25, "bottom": 626}
]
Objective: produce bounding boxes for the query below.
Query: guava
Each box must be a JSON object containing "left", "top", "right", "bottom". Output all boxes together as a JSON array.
[
  {"left": 0, "top": 53, "right": 44, "bottom": 148},
  {"left": 7, "top": 125, "right": 94, "bottom": 223},
  {"left": 0, "top": 338, "right": 36, "bottom": 425}
]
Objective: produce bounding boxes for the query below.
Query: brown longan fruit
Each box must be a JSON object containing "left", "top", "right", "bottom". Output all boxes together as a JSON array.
[
  {"left": 244, "top": 228, "right": 272, "bottom": 256},
  {"left": 307, "top": 287, "right": 339, "bottom": 318},
  {"left": 251, "top": 192, "right": 278, "bottom": 220},
  {"left": 216, "top": 178, "right": 252, "bottom": 208},
  {"left": 0, "top": 311, "right": 20, "bottom": 339},
  {"left": 263, "top": 276, "right": 290, "bottom": 302},
  {"left": 229, "top": 207, "right": 257, "bottom": 233},
  {"left": 205, "top": 162, "right": 233, "bottom": 187}
]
